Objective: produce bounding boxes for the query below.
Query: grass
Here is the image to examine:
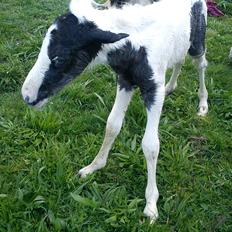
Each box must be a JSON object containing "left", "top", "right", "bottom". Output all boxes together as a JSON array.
[{"left": 0, "top": 0, "right": 232, "bottom": 231}]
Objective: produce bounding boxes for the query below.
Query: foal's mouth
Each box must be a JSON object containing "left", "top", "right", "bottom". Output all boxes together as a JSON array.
[{"left": 26, "top": 98, "right": 49, "bottom": 109}]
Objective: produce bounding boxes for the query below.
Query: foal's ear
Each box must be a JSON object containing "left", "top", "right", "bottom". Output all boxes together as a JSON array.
[{"left": 91, "top": 29, "right": 129, "bottom": 44}]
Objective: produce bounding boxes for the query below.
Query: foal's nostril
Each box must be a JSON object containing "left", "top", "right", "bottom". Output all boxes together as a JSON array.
[{"left": 24, "top": 96, "right": 30, "bottom": 104}]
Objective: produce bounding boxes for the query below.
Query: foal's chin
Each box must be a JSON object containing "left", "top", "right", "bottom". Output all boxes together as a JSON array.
[{"left": 31, "top": 98, "right": 49, "bottom": 109}]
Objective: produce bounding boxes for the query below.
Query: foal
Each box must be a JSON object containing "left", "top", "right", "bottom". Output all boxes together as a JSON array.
[{"left": 22, "top": 0, "right": 208, "bottom": 221}]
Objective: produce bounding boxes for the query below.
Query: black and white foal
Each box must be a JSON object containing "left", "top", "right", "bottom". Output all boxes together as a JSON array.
[{"left": 22, "top": 0, "right": 208, "bottom": 221}]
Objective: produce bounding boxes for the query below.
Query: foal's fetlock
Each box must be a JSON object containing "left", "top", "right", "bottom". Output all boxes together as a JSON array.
[{"left": 143, "top": 203, "right": 159, "bottom": 223}]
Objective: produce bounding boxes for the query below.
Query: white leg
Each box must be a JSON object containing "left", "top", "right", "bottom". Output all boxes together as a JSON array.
[
  {"left": 142, "top": 84, "right": 165, "bottom": 222},
  {"left": 79, "top": 86, "right": 134, "bottom": 178},
  {"left": 165, "top": 63, "right": 182, "bottom": 96},
  {"left": 192, "top": 54, "right": 208, "bottom": 116},
  {"left": 229, "top": 47, "right": 232, "bottom": 60}
]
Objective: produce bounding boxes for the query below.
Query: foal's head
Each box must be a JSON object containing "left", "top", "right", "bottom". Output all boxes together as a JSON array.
[{"left": 22, "top": 11, "right": 128, "bottom": 107}]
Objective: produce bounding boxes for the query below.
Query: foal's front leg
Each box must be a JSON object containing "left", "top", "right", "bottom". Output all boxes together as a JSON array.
[
  {"left": 142, "top": 83, "right": 165, "bottom": 222},
  {"left": 79, "top": 85, "right": 134, "bottom": 177}
]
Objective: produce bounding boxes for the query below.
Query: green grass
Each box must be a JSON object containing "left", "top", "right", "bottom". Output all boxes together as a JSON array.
[{"left": 0, "top": 0, "right": 232, "bottom": 231}]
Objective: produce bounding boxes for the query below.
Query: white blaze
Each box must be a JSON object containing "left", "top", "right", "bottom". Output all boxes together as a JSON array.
[{"left": 21, "top": 24, "right": 57, "bottom": 104}]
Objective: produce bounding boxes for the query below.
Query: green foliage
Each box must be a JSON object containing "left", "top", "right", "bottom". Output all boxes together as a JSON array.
[
  {"left": 216, "top": 0, "right": 232, "bottom": 15},
  {"left": 0, "top": 0, "right": 232, "bottom": 231}
]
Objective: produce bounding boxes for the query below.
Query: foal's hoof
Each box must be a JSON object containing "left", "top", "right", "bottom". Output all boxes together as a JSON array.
[
  {"left": 78, "top": 165, "right": 94, "bottom": 178},
  {"left": 197, "top": 105, "right": 208, "bottom": 116},
  {"left": 143, "top": 204, "right": 158, "bottom": 224}
]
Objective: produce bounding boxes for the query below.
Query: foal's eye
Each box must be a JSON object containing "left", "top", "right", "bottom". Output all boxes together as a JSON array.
[{"left": 51, "top": 56, "right": 66, "bottom": 67}]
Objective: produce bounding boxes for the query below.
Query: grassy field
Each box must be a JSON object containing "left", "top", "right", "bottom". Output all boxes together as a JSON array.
[{"left": 0, "top": 0, "right": 232, "bottom": 231}]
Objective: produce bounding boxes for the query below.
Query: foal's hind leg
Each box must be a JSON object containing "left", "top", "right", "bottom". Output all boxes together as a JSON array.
[
  {"left": 189, "top": 0, "right": 208, "bottom": 115},
  {"left": 192, "top": 54, "right": 208, "bottom": 116}
]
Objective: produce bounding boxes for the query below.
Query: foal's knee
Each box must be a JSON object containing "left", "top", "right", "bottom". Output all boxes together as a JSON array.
[
  {"left": 106, "top": 115, "right": 122, "bottom": 137},
  {"left": 142, "top": 135, "right": 160, "bottom": 160}
]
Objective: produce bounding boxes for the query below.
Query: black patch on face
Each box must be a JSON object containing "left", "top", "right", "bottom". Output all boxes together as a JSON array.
[
  {"left": 188, "top": 1, "right": 206, "bottom": 57},
  {"left": 34, "top": 13, "right": 102, "bottom": 104},
  {"left": 107, "top": 42, "right": 156, "bottom": 110},
  {"left": 34, "top": 12, "right": 128, "bottom": 105}
]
